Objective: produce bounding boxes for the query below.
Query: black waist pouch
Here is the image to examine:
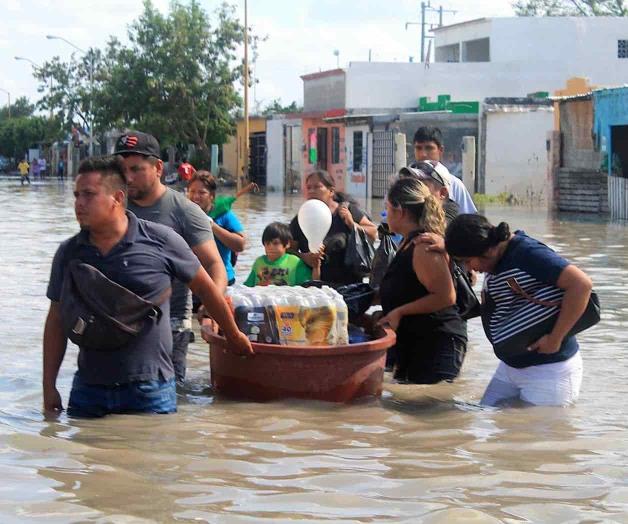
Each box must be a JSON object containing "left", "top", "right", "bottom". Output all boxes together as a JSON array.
[{"left": 60, "top": 260, "right": 170, "bottom": 351}]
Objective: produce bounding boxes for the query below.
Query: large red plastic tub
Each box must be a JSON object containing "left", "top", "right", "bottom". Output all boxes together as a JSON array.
[{"left": 202, "top": 325, "right": 396, "bottom": 403}]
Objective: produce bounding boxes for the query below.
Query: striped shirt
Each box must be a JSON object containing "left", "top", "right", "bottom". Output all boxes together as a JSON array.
[{"left": 482, "top": 231, "right": 579, "bottom": 368}]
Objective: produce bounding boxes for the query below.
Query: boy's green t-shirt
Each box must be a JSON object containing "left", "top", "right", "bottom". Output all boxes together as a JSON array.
[{"left": 243, "top": 254, "right": 312, "bottom": 287}]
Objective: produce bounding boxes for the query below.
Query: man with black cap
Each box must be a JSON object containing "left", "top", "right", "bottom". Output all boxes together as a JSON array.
[{"left": 115, "top": 131, "right": 227, "bottom": 383}]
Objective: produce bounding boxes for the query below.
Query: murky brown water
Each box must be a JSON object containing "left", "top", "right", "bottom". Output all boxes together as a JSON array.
[{"left": 2, "top": 179, "right": 628, "bottom": 523}]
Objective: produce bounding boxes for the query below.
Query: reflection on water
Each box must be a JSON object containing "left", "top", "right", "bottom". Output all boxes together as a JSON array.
[{"left": 1, "top": 180, "right": 628, "bottom": 522}]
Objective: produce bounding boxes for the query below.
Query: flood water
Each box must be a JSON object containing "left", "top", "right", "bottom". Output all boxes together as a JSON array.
[{"left": 1, "top": 179, "right": 628, "bottom": 523}]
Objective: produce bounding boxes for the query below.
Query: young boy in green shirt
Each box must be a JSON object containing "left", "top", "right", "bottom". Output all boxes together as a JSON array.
[{"left": 244, "top": 222, "right": 320, "bottom": 286}]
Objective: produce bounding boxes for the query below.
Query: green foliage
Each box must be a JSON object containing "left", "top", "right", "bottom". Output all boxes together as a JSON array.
[
  {"left": 0, "top": 97, "right": 64, "bottom": 158},
  {"left": 513, "top": 0, "right": 627, "bottom": 16},
  {"left": 0, "top": 116, "right": 50, "bottom": 158},
  {"left": 262, "top": 99, "right": 302, "bottom": 116},
  {"left": 0, "top": 97, "right": 35, "bottom": 120},
  {"left": 472, "top": 192, "right": 518, "bottom": 205},
  {"left": 94, "top": 0, "right": 251, "bottom": 161},
  {"left": 35, "top": 49, "right": 101, "bottom": 132}
]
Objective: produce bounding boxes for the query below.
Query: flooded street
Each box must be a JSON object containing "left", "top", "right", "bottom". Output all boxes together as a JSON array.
[{"left": 1, "top": 179, "right": 628, "bottom": 523}]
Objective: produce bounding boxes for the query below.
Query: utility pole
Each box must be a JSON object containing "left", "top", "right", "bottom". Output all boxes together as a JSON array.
[
  {"left": 410, "top": 2, "right": 456, "bottom": 63},
  {"left": 15, "top": 56, "right": 53, "bottom": 119},
  {"left": 241, "top": 0, "right": 249, "bottom": 192}
]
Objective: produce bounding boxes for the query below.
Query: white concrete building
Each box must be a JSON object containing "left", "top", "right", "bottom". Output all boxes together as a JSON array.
[
  {"left": 299, "top": 17, "right": 628, "bottom": 200},
  {"left": 317, "top": 17, "right": 628, "bottom": 114}
]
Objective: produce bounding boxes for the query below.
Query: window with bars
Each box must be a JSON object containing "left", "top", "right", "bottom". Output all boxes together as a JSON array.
[
  {"left": 353, "top": 131, "right": 363, "bottom": 172},
  {"left": 619, "top": 40, "right": 628, "bottom": 58}
]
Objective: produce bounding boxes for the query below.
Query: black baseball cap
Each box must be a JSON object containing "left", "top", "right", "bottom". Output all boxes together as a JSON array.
[{"left": 115, "top": 131, "right": 161, "bottom": 158}]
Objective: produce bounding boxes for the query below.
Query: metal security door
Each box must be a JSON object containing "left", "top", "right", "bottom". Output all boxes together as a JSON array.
[
  {"left": 249, "top": 132, "right": 267, "bottom": 187},
  {"left": 372, "top": 130, "right": 395, "bottom": 198}
]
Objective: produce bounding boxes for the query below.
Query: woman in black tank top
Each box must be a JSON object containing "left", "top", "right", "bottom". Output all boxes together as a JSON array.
[{"left": 378, "top": 177, "right": 467, "bottom": 384}]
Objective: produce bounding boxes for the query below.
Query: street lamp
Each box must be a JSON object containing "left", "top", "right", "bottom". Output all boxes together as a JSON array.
[
  {"left": 46, "top": 34, "right": 94, "bottom": 156},
  {"left": 14, "top": 56, "right": 54, "bottom": 119},
  {"left": 0, "top": 88, "right": 10, "bottom": 119}
]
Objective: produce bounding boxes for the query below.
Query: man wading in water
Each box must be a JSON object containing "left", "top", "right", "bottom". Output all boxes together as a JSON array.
[
  {"left": 43, "top": 156, "right": 252, "bottom": 417},
  {"left": 115, "top": 132, "right": 227, "bottom": 384}
]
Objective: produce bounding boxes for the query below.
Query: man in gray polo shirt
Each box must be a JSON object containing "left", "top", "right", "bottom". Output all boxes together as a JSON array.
[
  {"left": 114, "top": 131, "right": 227, "bottom": 383},
  {"left": 43, "top": 155, "right": 252, "bottom": 417}
]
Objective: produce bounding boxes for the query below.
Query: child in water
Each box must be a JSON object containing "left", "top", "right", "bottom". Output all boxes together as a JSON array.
[{"left": 244, "top": 222, "right": 321, "bottom": 286}]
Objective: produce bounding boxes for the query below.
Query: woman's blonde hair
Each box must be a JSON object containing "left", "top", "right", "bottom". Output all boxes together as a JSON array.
[{"left": 387, "top": 176, "right": 445, "bottom": 236}]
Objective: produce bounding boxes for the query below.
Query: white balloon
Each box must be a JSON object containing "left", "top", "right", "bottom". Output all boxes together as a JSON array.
[{"left": 297, "top": 199, "right": 332, "bottom": 252}]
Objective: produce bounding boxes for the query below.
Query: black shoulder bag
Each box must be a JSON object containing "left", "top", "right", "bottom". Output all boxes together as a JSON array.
[
  {"left": 452, "top": 263, "right": 481, "bottom": 321},
  {"left": 60, "top": 260, "right": 171, "bottom": 351},
  {"left": 489, "top": 277, "right": 600, "bottom": 359}
]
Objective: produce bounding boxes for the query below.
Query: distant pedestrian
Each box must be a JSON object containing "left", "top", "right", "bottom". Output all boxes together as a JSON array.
[
  {"left": 32, "top": 158, "right": 41, "bottom": 180},
  {"left": 177, "top": 157, "right": 195, "bottom": 183},
  {"left": 18, "top": 159, "right": 30, "bottom": 186},
  {"left": 39, "top": 157, "right": 47, "bottom": 177}
]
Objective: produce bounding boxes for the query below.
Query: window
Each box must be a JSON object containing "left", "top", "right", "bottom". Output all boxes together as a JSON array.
[
  {"left": 353, "top": 131, "right": 363, "bottom": 172},
  {"left": 332, "top": 127, "right": 340, "bottom": 164},
  {"left": 619, "top": 40, "right": 628, "bottom": 58}
]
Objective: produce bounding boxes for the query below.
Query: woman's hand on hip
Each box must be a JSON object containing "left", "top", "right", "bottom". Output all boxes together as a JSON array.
[{"left": 527, "top": 334, "right": 562, "bottom": 354}]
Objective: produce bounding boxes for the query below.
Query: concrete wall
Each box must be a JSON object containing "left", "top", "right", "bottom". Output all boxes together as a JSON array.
[
  {"left": 483, "top": 107, "right": 554, "bottom": 201},
  {"left": 303, "top": 71, "right": 346, "bottom": 112},
  {"left": 343, "top": 56, "right": 627, "bottom": 113},
  {"left": 434, "top": 19, "right": 492, "bottom": 49},
  {"left": 490, "top": 18, "right": 628, "bottom": 65},
  {"left": 265, "top": 117, "right": 303, "bottom": 193}
]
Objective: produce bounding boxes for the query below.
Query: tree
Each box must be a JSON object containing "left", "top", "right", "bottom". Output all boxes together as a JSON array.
[
  {"left": 513, "top": 0, "right": 627, "bottom": 16},
  {"left": 0, "top": 97, "right": 35, "bottom": 120},
  {"left": 34, "top": 49, "right": 102, "bottom": 136},
  {"left": 262, "top": 99, "right": 302, "bottom": 116},
  {"left": 0, "top": 97, "right": 63, "bottom": 159},
  {"left": 93, "top": 0, "right": 254, "bottom": 163}
]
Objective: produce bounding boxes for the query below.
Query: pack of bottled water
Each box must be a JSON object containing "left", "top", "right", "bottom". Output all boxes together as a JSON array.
[{"left": 226, "top": 285, "right": 349, "bottom": 346}]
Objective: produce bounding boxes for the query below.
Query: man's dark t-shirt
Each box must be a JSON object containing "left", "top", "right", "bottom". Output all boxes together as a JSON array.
[
  {"left": 128, "top": 187, "right": 213, "bottom": 330},
  {"left": 46, "top": 212, "right": 200, "bottom": 385}
]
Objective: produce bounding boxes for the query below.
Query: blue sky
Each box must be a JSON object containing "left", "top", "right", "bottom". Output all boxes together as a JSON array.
[{"left": 1, "top": 0, "right": 514, "bottom": 113}]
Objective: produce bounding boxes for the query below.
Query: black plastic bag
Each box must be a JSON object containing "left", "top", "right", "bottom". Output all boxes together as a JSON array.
[
  {"left": 369, "top": 224, "right": 398, "bottom": 290},
  {"left": 335, "top": 283, "right": 376, "bottom": 322},
  {"left": 344, "top": 225, "right": 375, "bottom": 277}
]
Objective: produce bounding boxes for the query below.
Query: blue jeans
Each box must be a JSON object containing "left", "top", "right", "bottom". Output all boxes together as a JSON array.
[{"left": 67, "top": 373, "right": 177, "bottom": 418}]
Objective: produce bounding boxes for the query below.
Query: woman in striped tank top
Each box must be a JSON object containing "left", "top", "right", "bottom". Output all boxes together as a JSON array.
[{"left": 445, "top": 214, "right": 593, "bottom": 407}]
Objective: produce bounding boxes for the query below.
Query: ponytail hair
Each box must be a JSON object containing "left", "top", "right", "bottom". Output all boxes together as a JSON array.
[
  {"left": 387, "top": 177, "right": 446, "bottom": 235},
  {"left": 445, "top": 214, "right": 510, "bottom": 258}
]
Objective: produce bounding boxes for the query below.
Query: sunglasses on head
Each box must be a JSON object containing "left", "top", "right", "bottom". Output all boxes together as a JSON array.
[{"left": 409, "top": 161, "right": 447, "bottom": 187}]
